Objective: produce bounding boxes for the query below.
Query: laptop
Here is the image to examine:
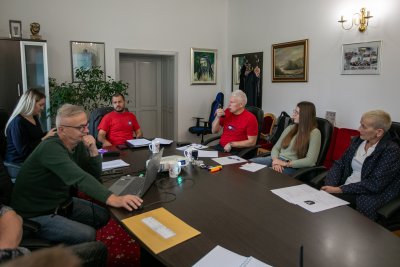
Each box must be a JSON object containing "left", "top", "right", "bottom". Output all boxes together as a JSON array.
[{"left": 108, "top": 148, "right": 163, "bottom": 197}]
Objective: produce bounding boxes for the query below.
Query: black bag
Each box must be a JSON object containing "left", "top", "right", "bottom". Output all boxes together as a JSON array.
[{"left": 269, "top": 111, "right": 291, "bottom": 145}]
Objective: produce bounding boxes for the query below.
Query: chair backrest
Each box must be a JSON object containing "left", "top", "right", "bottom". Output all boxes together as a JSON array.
[
  {"left": 315, "top": 117, "right": 334, "bottom": 166},
  {"left": 269, "top": 111, "right": 291, "bottom": 145},
  {"left": 389, "top": 121, "right": 400, "bottom": 140},
  {"left": 207, "top": 92, "right": 224, "bottom": 126},
  {"left": 260, "top": 113, "right": 276, "bottom": 137},
  {"left": 245, "top": 106, "right": 264, "bottom": 142},
  {"left": 0, "top": 109, "right": 9, "bottom": 159},
  {"left": 88, "top": 107, "right": 114, "bottom": 140}
]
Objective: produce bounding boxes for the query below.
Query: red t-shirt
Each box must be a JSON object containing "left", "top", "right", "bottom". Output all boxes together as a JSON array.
[
  {"left": 219, "top": 109, "right": 258, "bottom": 147},
  {"left": 98, "top": 111, "right": 141, "bottom": 145}
]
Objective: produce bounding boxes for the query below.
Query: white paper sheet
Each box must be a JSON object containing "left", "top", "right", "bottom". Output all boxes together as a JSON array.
[
  {"left": 152, "top": 138, "right": 173, "bottom": 145},
  {"left": 198, "top": 150, "right": 218, "bottom": 158},
  {"left": 102, "top": 159, "right": 130, "bottom": 171},
  {"left": 126, "top": 138, "right": 151, "bottom": 147},
  {"left": 212, "top": 155, "right": 247, "bottom": 165},
  {"left": 271, "top": 184, "right": 349, "bottom": 212},
  {"left": 193, "top": 245, "right": 271, "bottom": 267},
  {"left": 239, "top": 163, "right": 266, "bottom": 172}
]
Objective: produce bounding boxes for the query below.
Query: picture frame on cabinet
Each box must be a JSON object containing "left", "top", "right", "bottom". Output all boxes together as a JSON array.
[
  {"left": 9, "top": 20, "right": 22, "bottom": 39},
  {"left": 272, "top": 39, "right": 308, "bottom": 82},
  {"left": 70, "top": 41, "right": 105, "bottom": 82},
  {"left": 341, "top": 40, "right": 381, "bottom": 75},
  {"left": 191, "top": 48, "right": 217, "bottom": 85}
]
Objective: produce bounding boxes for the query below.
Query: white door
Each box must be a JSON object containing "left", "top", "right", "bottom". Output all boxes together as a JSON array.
[{"left": 120, "top": 56, "right": 161, "bottom": 138}]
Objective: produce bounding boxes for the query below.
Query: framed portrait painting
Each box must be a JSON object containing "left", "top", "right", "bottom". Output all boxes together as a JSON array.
[
  {"left": 191, "top": 48, "right": 217, "bottom": 85},
  {"left": 9, "top": 20, "right": 22, "bottom": 39},
  {"left": 272, "top": 39, "right": 308, "bottom": 82},
  {"left": 341, "top": 41, "right": 381, "bottom": 75},
  {"left": 70, "top": 41, "right": 105, "bottom": 82}
]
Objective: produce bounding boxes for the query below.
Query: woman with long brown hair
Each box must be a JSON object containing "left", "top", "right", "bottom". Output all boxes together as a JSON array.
[{"left": 251, "top": 101, "right": 321, "bottom": 175}]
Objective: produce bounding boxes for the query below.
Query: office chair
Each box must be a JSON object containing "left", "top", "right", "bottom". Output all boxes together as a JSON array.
[
  {"left": 291, "top": 117, "right": 334, "bottom": 185},
  {"left": 88, "top": 106, "right": 114, "bottom": 147},
  {"left": 189, "top": 92, "right": 224, "bottom": 143},
  {"left": 0, "top": 157, "right": 52, "bottom": 250},
  {"left": 202, "top": 106, "right": 264, "bottom": 159},
  {"left": 255, "top": 117, "right": 333, "bottom": 188}
]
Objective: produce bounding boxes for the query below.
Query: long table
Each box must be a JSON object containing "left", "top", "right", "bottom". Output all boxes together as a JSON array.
[{"left": 104, "top": 144, "right": 400, "bottom": 267}]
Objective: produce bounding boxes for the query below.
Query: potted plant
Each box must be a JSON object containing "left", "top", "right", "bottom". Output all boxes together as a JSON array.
[{"left": 49, "top": 66, "right": 128, "bottom": 117}]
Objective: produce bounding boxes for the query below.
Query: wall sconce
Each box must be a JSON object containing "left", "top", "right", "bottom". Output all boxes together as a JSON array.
[{"left": 338, "top": 8, "right": 373, "bottom": 32}]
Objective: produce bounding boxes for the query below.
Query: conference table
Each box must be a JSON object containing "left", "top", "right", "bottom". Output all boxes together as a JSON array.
[{"left": 102, "top": 144, "right": 400, "bottom": 267}]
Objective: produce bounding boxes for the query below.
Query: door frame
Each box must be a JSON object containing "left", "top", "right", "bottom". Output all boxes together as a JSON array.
[{"left": 115, "top": 49, "right": 178, "bottom": 140}]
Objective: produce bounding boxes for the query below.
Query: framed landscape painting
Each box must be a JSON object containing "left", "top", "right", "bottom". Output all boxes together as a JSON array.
[
  {"left": 191, "top": 48, "right": 217, "bottom": 85},
  {"left": 341, "top": 40, "right": 381, "bottom": 75},
  {"left": 272, "top": 39, "right": 308, "bottom": 82}
]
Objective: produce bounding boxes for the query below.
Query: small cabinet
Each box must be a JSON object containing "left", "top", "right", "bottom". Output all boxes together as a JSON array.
[{"left": 0, "top": 39, "right": 50, "bottom": 130}]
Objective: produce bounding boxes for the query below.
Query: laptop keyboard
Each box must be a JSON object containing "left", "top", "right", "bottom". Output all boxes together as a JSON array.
[{"left": 121, "top": 177, "right": 146, "bottom": 195}]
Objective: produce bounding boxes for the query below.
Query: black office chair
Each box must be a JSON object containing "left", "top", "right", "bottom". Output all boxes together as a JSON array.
[
  {"left": 88, "top": 106, "right": 114, "bottom": 147},
  {"left": 291, "top": 117, "right": 334, "bottom": 186},
  {"left": 202, "top": 106, "right": 264, "bottom": 159},
  {"left": 254, "top": 117, "right": 333, "bottom": 187},
  {"left": 189, "top": 92, "right": 224, "bottom": 143}
]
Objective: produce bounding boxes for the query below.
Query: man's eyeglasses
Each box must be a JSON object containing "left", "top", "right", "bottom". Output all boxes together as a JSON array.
[{"left": 61, "top": 123, "right": 89, "bottom": 132}]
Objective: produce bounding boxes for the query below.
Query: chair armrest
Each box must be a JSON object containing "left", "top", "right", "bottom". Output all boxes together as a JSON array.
[
  {"left": 291, "top": 166, "right": 327, "bottom": 188},
  {"left": 236, "top": 145, "right": 261, "bottom": 160},
  {"left": 309, "top": 170, "right": 328, "bottom": 188},
  {"left": 192, "top": 117, "right": 204, "bottom": 127},
  {"left": 377, "top": 197, "right": 400, "bottom": 219},
  {"left": 23, "top": 219, "right": 41, "bottom": 233},
  {"left": 256, "top": 151, "right": 271, "bottom": 158},
  {"left": 202, "top": 135, "right": 221, "bottom": 145}
]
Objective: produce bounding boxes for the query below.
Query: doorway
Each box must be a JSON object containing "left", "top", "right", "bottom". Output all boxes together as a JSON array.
[{"left": 116, "top": 49, "right": 177, "bottom": 140}]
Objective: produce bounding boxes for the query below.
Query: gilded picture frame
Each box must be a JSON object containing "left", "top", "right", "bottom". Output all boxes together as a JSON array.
[{"left": 272, "top": 39, "right": 308, "bottom": 82}]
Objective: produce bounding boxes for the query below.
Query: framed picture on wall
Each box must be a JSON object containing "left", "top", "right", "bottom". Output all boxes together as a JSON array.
[
  {"left": 232, "top": 52, "right": 263, "bottom": 89},
  {"left": 191, "top": 48, "right": 217, "bottom": 85},
  {"left": 272, "top": 39, "right": 308, "bottom": 82},
  {"left": 341, "top": 40, "right": 382, "bottom": 75},
  {"left": 9, "top": 20, "right": 22, "bottom": 39},
  {"left": 70, "top": 41, "right": 105, "bottom": 82}
]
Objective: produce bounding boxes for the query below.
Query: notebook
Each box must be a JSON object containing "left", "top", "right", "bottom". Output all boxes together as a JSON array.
[{"left": 108, "top": 148, "right": 163, "bottom": 197}]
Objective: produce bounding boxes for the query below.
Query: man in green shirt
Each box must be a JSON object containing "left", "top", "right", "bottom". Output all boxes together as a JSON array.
[{"left": 11, "top": 104, "right": 143, "bottom": 245}]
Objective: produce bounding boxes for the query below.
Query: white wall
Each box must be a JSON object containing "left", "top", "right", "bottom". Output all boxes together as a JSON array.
[
  {"left": 227, "top": 0, "right": 400, "bottom": 129},
  {"left": 0, "top": 0, "right": 228, "bottom": 141}
]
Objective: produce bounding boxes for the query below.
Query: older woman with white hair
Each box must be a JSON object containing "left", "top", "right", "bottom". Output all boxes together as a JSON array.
[{"left": 322, "top": 110, "right": 400, "bottom": 221}]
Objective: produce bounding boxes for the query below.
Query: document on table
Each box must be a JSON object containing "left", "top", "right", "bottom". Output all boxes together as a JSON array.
[
  {"left": 122, "top": 207, "right": 200, "bottom": 254},
  {"left": 193, "top": 245, "right": 271, "bottom": 267},
  {"left": 126, "top": 138, "right": 151, "bottom": 147},
  {"left": 102, "top": 159, "right": 130, "bottom": 171},
  {"left": 152, "top": 138, "right": 173, "bottom": 145},
  {"left": 176, "top": 143, "right": 208, "bottom": 151},
  {"left": 271, "top": 184, "right": 349, "bottom": 213},
  {"left": 212, "top": 155, "right": 247, "bottom": 165},
  {"left": 198, "top": 150, "right": 218, "bottom": 158},
  {"left": 239, "top": 162, "right": 266, "bottom": 172}
]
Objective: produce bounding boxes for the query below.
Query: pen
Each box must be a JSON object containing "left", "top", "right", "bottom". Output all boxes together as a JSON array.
[{"left": 228, "top": 156, "right": 240, "bottom": 161}]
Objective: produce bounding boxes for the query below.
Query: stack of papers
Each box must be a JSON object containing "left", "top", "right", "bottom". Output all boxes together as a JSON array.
[
  {"left": 176, "top": 143, "right": 208, "bottom": 151},
  {"left": 102, "top": 159, "right": 130, "bottom": 171},
  {"left": 212, "top": 155, "right": 247, "bottom": 165},
  {"left": 271, "top": 184, "right": 349, "bottom": 213},
  {"left": 153, "top": 138, "right": 173, "bottom": 145},
  {"left": 193, "top": 245, "right": 271, "bottom": 267},
  {"left": 239, "top": 162, "right": 266, "bottom": 172},
  {"left": 126, "top": 138, "right": 151, "bottom": 147}
]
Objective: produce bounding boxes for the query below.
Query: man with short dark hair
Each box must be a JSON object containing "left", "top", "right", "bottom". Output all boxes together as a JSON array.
[
  {"left": 11, "top": 104, "right": 143, "bottom": 245},
  {"left": 97, "top": 93, "right": 142, "bottom": 146}
]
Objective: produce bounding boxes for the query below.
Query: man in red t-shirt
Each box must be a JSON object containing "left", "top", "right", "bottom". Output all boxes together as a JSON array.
[
  {"left": 97, "top": 93, "right": 143, "bottom": 146},
  {"left": 211, "top": 90, "right": 258, "bottom": 153}
]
